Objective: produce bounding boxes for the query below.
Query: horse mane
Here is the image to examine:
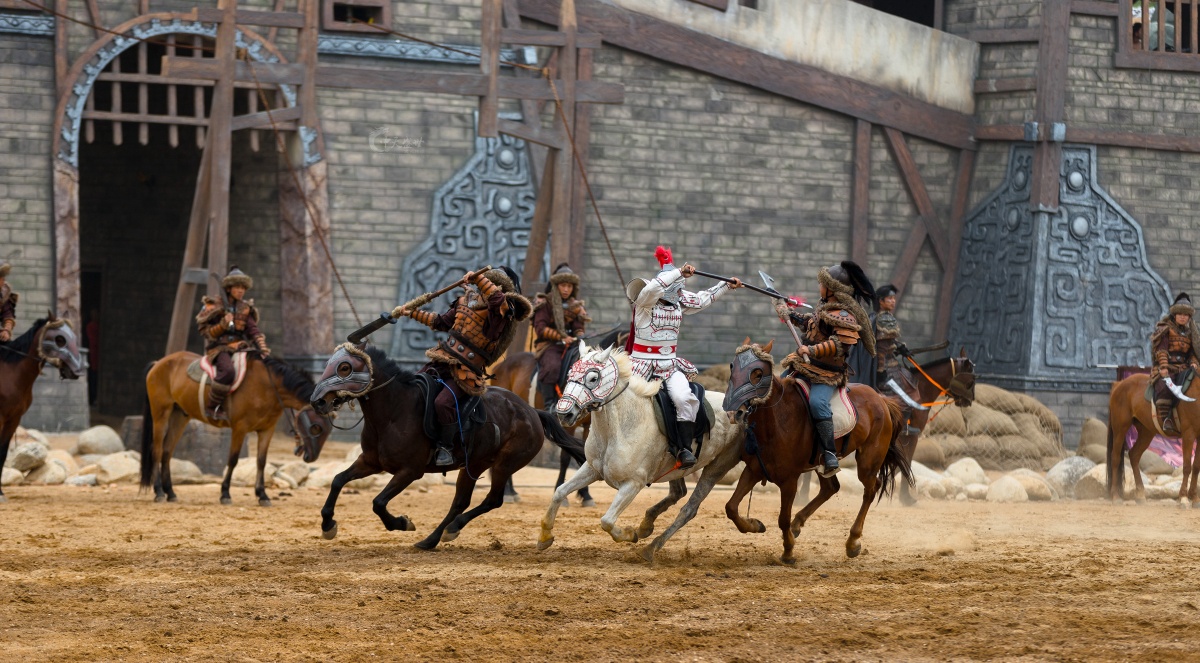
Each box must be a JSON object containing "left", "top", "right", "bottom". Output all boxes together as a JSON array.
[
  {"left": 364, "top": 345, "right": 416, "bottom": 383},
  {"left": 0, "top": 318, "right": 48, "bottom": 364},
  {"left": 259, "top": 355, "right": 317, "bottom": 401},
  {"left": 608, "top": 349, "right": 660, "bottom": 399}
]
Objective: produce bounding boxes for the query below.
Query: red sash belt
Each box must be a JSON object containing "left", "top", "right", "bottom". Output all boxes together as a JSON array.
[{"left": 631, "top": 342, "right": 676, "bottom": 355}]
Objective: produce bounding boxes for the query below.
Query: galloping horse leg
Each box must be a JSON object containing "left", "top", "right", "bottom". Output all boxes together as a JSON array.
[
  {"left": 319, "top": 456, "right": 380, "bottom": 540},
  {"left": 253, "top": 427, "right": 276, "bottom": 507},
  {"left": 1177, "top": 432, "right": 1194, "bottom": 508},
  {"left": 845, "top": 464, "right": 880, "bottom": 558},
  {"left": 219, "top": 424, "right": 251, "bottom": 505},
  {"left": 1126, "top": 427, "right": 1153, "bottom": 504},
  {"left": 538, "top": 460, "right": 600, "bottom": 551},
  {"left": 147, "top": 401, "right": 175, "bottom": 502},
  {"left": 635, "top": 478, "right": 687, "bottom": 540},
  {"left": 557, "top": 450, "right": 595, "bottom": 507},
  {"left": 442, "top": 470, "right": 514, "bottom": 544},
  {"left": 600, "top": 479, "right": 648, "bottom": 544},
  {"left": 641, "top": 457, "right": 738, "bottom": 563},
  {"left": 778, "top": 475, "right": 801, "bottom": 565},
  {"left": 414, "top": 468, "right": 478, "bottom": 550},
  {"left": 724, "top": 463, "right": 767, "bottom": 534},
  {"left": 791, "top": 473, "right": 840, "bottom": 537},
  {"left": 0, "top": 419, "right": 18, "bottom": 503},
  {"left": 371, "top": 468, "right": 421, "bottom": 532},
  {"left": 1187, "top": 435, "right": 1200, "bottom": 507},
  {"left": 157, "top": 408, "right": 189, "bottom": 503}
]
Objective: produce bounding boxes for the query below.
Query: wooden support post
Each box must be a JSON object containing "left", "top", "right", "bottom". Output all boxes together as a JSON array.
[
  {"left": 934, "top": 149, "right": 975, "bottom": 340},
  {"left": 501, "top": 0, "right": 548, "bottom": 182},
  {"left": 54, "top": 0, "right": 68, "bottom": 99},
  {"left": 204, "top": 0, "right": 238, "bottom": 298},
  {"left": 850, "top": 119, "right": 871, "bottom": 266},
  {"left": 479, "top": 0, "right": 501, "bottom": 138},
  {"left": 165, "top": 145, "right": 213, "bottom": 353},
  {"left": 515, "top": 149, "right": 558, "bottom": 347},
  {"left": 549, "top": 0, "right": 578, "bottom": 267},
  {"left": 1030, "top": 0, "right": 1071, "bottom": 211}
]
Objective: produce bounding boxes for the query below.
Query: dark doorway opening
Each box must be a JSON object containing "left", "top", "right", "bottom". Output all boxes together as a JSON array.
[{"left": 853, "top": 0, "right": 936, "bottom": 28}]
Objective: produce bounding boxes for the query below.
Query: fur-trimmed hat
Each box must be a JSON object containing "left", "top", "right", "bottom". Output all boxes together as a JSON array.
[
  {"left": 1171, "top": 292, "right": 1195, "bottom": 317},
  {"left": 0, "top": 261, "right": 9, "bottom": 278},
  {"left": 818, "top": 260, "right": 877, "bottom": 355},
  {"left": 222, "top": 266, "right": 253, "bottom": 290},
  {"left": 547, "top": 262, "right": 580, "bottom": 290},
  {"left": 482, "top": 266, "right": 522, "bottom": 295}
]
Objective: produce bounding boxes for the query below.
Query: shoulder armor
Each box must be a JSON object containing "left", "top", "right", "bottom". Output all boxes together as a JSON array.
[
  {"left": 819, "top": 307, "right": 861, "bottom": 332},
  {"left": 7, "top": 291, "right": 17, "bottom": 305},
  {"left": 242, "top": 299, "right": 261, "bottom": 323}
]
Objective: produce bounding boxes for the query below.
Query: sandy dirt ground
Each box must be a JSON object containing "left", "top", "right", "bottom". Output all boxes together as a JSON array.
[{"left": 3, "top": 447, "right": 1200, "bottom": 662}]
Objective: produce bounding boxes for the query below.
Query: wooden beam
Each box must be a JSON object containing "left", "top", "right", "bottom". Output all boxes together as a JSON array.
[
  {"left": 567, "top": 46, "right": 593, "bottom": 271},
  {"left": 1030, "top": 0, "right": 1071, "bottom": 210},
  {"left": 934, "top": 149, "right": 976, "bottom": 340},
  {"left": 194, "top": 7, "right": 306, "bottom": 28},
  {"left": 298, "top": 0, "right": 319, "bottom": 141},
  {"left": 267, "top": 0, "right": 286, "bottom": 43},
  {"left": 503, "top": 0, "right": 548, "bottom": 183},
  {"left": 82, "top": 110, "right": 209, "bottom": 126},
  {"left": 549, "top": 0, "right": 578, "bottom": 266},
  {"left": 518, "top": 0, "right": 975, "bottom": 150},
  {"left": 850, "top": 119, "right": 871, "bottom": 266},
  {"left": 497, "top": 118, "right": 563, "bottom": 148},
  {"left": 883, "top": 127, "right": 950, "bottom": 264},
  {"left": 973, "top": 77, "right": 1037, "bottom": 94},
  {"left": 205, "top": 0, "right": 238, "bottom": 299},
  {"left": 973, "top": 124, "right": 1026, "bottom": 141},
  {"left": 229, "top": 105, "right": 302, "bottom": 130},
  {"left": 54, "top": 0, "right": 68, "bottom": 99},
  {"left": 166, "top": 131, "right": 213, "bottom": 353},
  {"left": 479, "top": 0, "right": 501, "bottom": 138},
  {"left": 1065, "top": 127, "right": 1200, "bottom": 153},
  {"left": 1071, "top": 0, "right": 1119, "bottom": 16},
  {"left": 684, "top": 0, "right": 728, "bottom": 10},
  {"left": 84, "top": 0, "right": 102, "bottom": 38},
  {"left": 962, "top": 27, "right": 1041, "bottom": 43},
  {"left": 517, "top": 149, "right": 558, "bottom": 343},
  {"left": 500, "top": 28, "right": 602, "bottom": 48}
]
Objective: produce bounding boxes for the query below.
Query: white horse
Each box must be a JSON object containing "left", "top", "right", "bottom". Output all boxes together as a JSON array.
[{"left": 538, "top": 345, "right": 743, "bottom": 562}]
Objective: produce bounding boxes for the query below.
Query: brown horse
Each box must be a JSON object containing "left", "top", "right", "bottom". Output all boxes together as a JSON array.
[
  {"left": 1107, "top": 371, "right": 1200, "bottom": 504},
  {"left": 722, "top": 340, "right": 913, "bottom": 564},
  {"left": 0, "top": 316, "right": 84, "bottom": 502},
  {"left": 139, "top": 351, "right": 333, "bottom": 506},
  {"left": 891, "top": 351, "right": 976, "bottom": 503}
]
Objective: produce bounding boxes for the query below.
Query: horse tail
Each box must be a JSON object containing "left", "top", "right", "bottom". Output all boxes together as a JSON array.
[
  {"left": 537, "top": 410, "right": 586, "bottom": 465},
  {"left": 875, "top": 397, "right": 915, "bottom": 504},
  {"left": 139, "top": 361, "right": 157, "bottom": 491}
]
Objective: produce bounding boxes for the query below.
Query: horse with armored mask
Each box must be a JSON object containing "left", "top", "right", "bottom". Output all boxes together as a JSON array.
[
  {"left": 310, "top": 343, "right": 585, "bottom": 550},
  {"left": 0, "top": 315, "right": 84, "bottom": 503},
  {"left": 539, "top": 344, "right": 744, "bottom": 563},
  {"left": 724, "top": 339, "right": 913, "bottom": 564}
]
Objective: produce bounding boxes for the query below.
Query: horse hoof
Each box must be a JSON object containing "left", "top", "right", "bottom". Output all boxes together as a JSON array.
[
  {"left": 220, "top": 497, "right": 232, "bottom": 506},
  {"left": 537, "top": 536, "right": 555, "bottom": 551},
  {"left": 503, "top": 494, "right": 516, "bottom": 505},
  {"left": 580, "top": 498, "right": 597, "bottom": 508},
  {"left": 322, "top": 523, "right": 338, "bottom": 540},
  {"left": 154, "top": 494, "right": 166, "bottom": 503},
  {"left": 258, "top": 498, "right": 272, "bottom": 507},
  {"left": 404, "top": 519, "right": 416, "bottom": 532},
  {"left": 1180, "top": 499, "right": 1191, "bottom": 510},
  {"left": 846, "top": 542, "right": 863, "bottom": 558},
  {"left": 167, "top": 495, "right": 178, "bottom": 503},
  {"left": 639, "top": 545, "right": 656, "bottom": 564},
  {"left": 753, "top": 520, "right": 766, "bottom": 534},
  {"left": 780, "top": 555, "right": 797, "bottom": 566},
  {"left": 441, "top": 529, "right": 460, "bottom": 543},
  {"left": 413, "top": 538, "right": 438, "bottom": 551}
]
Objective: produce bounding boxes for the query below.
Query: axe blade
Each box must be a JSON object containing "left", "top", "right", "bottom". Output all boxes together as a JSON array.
[
  {"left": 885, "top": 379, "right": 929, "bottom": 411},
  {"left": 1165, "top": 376, "right": 1196, "bottom": 402}
]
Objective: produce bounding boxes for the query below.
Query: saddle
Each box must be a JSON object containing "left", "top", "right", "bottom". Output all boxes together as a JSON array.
[
  {"left": 415, "top": 371, "right": 488, "bottom": 442},
  {"left": 186, "top": 353, "right": 248, "bottom": 392},
  {"left": 652, "top": 382, "right": 715, "bottom": 457},
  {"left": 792, "top": 378, "right": 858, "bottom": 444},
  {"left": 1145, "top": 368, "right": 1195, "bottom": 437}
]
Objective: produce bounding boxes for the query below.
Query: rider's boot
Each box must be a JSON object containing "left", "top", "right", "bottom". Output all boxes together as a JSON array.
[
  {"left": 537, "top": 381, "right": 560, "bottom": 412},
  {"left": 435, "top": 422, "right": 458, "bottom": 467},
  {"left": 814, "top": 418, "right": 839, "bottom": 478},
  {"left": 1157, "top": 398, "right": 1181, "bottom": 437},
  {"left": 205, "top": 382, "right": 231, "bottom": 423},
  {"left": 902, "top": 407, "right": 921, "bottom": 437},
  {"left": 673, "top": 420, "right": 698, "bottom": 471}
]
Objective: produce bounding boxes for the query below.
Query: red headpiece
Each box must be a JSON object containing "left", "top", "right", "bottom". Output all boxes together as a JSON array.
[{"left": 655, "top": 245, "right": 673, "bottom": 268}]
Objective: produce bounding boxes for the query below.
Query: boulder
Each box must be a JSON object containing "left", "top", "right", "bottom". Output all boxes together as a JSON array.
[
  {"left": 45, "top": 449, "right": 79, "bottom": 475},
  {"left": 1006, "top": 469, "right": 1056, "bottom": 501},
  {"left": 940, "top": 475, "right": 965, "bottom": 498},
  {"left": 305, "top": 462, "right": 377, "bottom": 490},
  {"left": 909, "top": 460, "right": 944, "bottom": 483},
  {"left": 1045, "top": 456, "right": 1096, "bottom": 498},
  {"left": 65, "top": 474, "right": 97, "bottom": 487},
  {"left": 915, "top": 476, "right": 947, "bottom": 500},
  {"left": 986, "top": 476, "right": 1029, "bottom": 503},
  {"left": 1145, "top": 484, "right": 1175, "bottom": 500},
  {"left": 945, "top": 457, "right": 989, "bottom": 486},
  {"left": 962, "top": 403, "right": 1021, "bottom": 437},
  {"left": 74, "top": 463, "right": 99, "bottom": 477},
  {"left": 1078, "top": 418, "right": 1107, "bottom": 453},
  {"left": 5, "top": 443, "right": 47, "bottom": 472},
  {"left": 965, "top": 483, "right": 989, "bottom": 500},
  {"left": 835, "top": 470, "right": 864, "bottom": 496},
  {"left": 718, "top": 461, "right": 746, "bottom": 486},
  {"left": 277, "top": 460, "right": 311, "bottom": 486},
  {"left": 76, "top": 426, "right": 125, "bottom": 455},
  {"left": 346, "top": 445, "right": 363, "bottom": 463},
  {"left": 925, "top": 405, "right": 967, "bottom": 437},
  {"left": 1155, "top": 473, "right": 1178, "bottom": 486},
  {"left": 25, "top": 460, "right": 68, "bottom": 485},
  {"left": 77, "top": 454, "right": 106, "bottom": 467},
  {"left": 1137, "top": 450, "right": 1175, "bottom": 476},
  {"left": 1078, "top": 444, "right": 1108, "bottom": 464},
  {"left": 169, "top": 458, "right": 203, "bottom": 481},
  {"left": 1, "top": 466, "right": 23, "bottom": 486},
  {"left": 273, "top": 472, "right": 299, "bottom": 490},
  {"left": 1162, "top": 480, "right": 1183, "bottom": 496},
  {"left": 912, "top": 437, "right": 945, "bottom": 468},
  {"left": 96, "top": 452, "right": 141, "bottom": 484},
  {"left": 13, "top": 427, "right": 50, "bottom": 448},
  {"left": 231, "top": 461, "right": 278, "bottom": 488},
  {"left": 1074, "top": 463, "right": 1145, "bottom": 500}
]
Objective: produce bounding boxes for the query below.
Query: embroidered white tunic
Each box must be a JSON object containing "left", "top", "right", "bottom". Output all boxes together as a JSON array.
[{"left": 630, "top": 268, "right": 730, "bottom": 381}]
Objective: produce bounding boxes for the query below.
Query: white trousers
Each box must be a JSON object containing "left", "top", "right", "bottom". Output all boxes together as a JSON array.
[{"left": 665, "top": 371, "right": 699, "bottom": 422}]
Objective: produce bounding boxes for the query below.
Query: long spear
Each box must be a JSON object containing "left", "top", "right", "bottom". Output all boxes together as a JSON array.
[{"left": 346, "top": 265, "right": 492, "bottom": 343}]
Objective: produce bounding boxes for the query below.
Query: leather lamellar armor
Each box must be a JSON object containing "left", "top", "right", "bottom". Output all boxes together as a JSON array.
[
  {"left": 0, "top": 283, "right": 16, "bottom": 321},
  {"left": 1152, "top": 319, "right": 1198, "bottom": 374},
  {"left": 429, "top": 297, "right": 510, "bottom": 374},
  {"left": 196, "top": 296, "right": 263, "bottom": 356},
  {"left": 874, "top": 310, "right": 902, "bottom": 373},
  {"left": 786, "top": 305, "right": 862, "bottom": 387},
  {"left": 533, "top": 298, "right": 588, "bottom": 345}
]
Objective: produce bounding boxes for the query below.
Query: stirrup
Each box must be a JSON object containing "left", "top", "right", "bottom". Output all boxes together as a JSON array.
[
  {"left": 817, "top": 451, "right": 840, "bottom": 478},
  {"left": 206, "top": 406, "right": 228, "bottom": 423},
  {"left": 675, "top": 447, "right": 697, "bottom": 471},
  {"left": 434, "top": 446, "right": 455, "bottom": 467}
]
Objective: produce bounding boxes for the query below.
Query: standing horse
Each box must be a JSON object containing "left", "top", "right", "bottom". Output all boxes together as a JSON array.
[
  {"left": 1107, "top": 372, "right": 1200, "bottom": 505},
  {"left": 309, "top": 343, "right": 585, "bottom": 550},
  {"left": 891, "top": 352, "right": 976, "bottom": 504},
  {"left": 0, "top": 316, "right": 84, "bottom": 502},
  {"left": 723, "top": 340, "right": 913, "bottom": 564},
  {"left": 540, "top": 345, "right": 744, "bottom": 563},
  {"left": 140, "top": 352, "right": 333, "bottom": 506}
]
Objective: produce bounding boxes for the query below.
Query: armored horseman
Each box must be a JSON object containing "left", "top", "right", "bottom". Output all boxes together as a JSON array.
[
  {"left": 394, "top": 267, "right": 532, "bottom": 466},
  {"left": 873, "top": 283, "right": 918, "bottom": 435},
  {"left": 1151, "top": 292, "right": 1200, "bottom": 436},
  {"left": 194, "top": 267, "right": 271, "bottom": 422},
  {"left": 626, "top": 246, "right": 742, "bottom": 470},
  {"left": 775, "top": 261, "right": 876, "bottom": 478},
  {"left": 0, "top": 261, "right": 16, "bottom": 343},
  {"left": 532, "top": 263, "right": 590, "bottom": 410}
]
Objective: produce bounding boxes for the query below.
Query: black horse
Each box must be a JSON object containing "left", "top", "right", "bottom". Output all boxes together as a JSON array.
[{"left": 311, "top": 343, "right": 585, "bottom": 550}]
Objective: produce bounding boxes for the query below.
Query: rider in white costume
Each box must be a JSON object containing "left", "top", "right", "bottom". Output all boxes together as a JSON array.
[{"left": 625, "top": 246, "right": 742, "bottom": 469}]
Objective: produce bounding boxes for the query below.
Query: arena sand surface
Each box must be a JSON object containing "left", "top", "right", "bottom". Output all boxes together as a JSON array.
[{"left": 2, "top": 456, "right": 1199, "bottom": 662}]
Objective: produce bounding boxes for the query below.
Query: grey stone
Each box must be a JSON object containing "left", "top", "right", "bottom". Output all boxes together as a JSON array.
[
  {"left": 76, "top": 426, "right": 125, "bottom": 455},
  {"left": 915, "top": 476, "right": 947, "bottom": 500},
  {"left": 6, "top": 442, "right": 47, "bottom": 472},
  {"left": 1006, "top": 469, "right": 1055, "bottom": 501},
  {"left": 945, "top": 457, "right": 989, "bottom": 486},
  {"left": 169, "top": 458, "right": 203, "bottom": 481},
  {"left": 1046, "top": 456, "right": 1096, "bottom": 498},
  {"left": 65, "top": 474, "right": 97, "bottom": 487},
  {"left": 24, "top": 459, "right": 68, "bottom": 485},
  {"left": 96, "top": 453, "right": 141, "bottom": 484},
  {"left": 277, "top": 460, "right": 310, "bottom": 485},
  {"left": 1, "top": 466, "right": 24, "bottom": 486},
  {"left": 232, "top": 461, "right": 277, "bottom": 488},
  {"left": 45, "top": 449, "right": 78, "bottom": 475},
  {"left": 940, "top": 475, "right": 965, "bottom": 498},
  {"left": 1138, "top": 450, "right": 1175, "bottom": 475},
  {"left": 986, "top": 476, "right": 1029, "bottom": 503}
]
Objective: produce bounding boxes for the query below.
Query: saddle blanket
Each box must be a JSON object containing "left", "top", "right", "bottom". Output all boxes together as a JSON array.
[
  {"left": 187, "top": 352, "right": 248, "bottom": 393},
  {"left": 793, "top": 380, "right": 857, "bottom": 439}
]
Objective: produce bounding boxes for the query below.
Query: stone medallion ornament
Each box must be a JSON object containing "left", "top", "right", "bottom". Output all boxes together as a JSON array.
[{"left": 949, "top": 144, "right": 1171, "bottom": 391}]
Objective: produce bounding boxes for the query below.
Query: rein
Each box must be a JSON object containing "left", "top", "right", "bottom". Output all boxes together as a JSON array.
[{"left": 905, "top": 356, "right": 958, "bottom": 422}]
